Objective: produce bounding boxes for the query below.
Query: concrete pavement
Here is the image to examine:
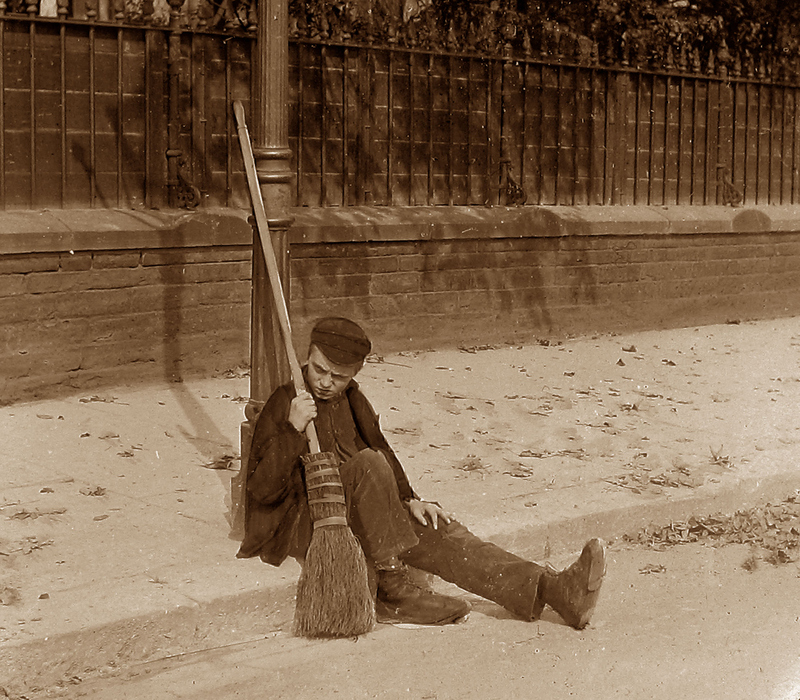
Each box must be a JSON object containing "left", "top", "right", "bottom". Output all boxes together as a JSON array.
[{"left": 3, "top": 317, "right": 800, "bottom": 696}]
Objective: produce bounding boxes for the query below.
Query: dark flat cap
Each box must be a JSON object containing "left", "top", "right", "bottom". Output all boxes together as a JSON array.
[{"left": 310, "top": 317, "right": 371, "bottom": 365}]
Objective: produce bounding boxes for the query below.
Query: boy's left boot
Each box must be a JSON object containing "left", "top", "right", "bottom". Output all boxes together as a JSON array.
[{"left": 538, "top": 538, "right": 606, "bottom": 629}]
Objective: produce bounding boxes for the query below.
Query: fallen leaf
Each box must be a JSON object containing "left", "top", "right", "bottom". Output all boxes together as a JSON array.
[
  {"left": 9, "top": 508, "right": 66, "bottom": 520},
  {"left": 21, "top": 537, "right": 53, "bottom": 554},
  {"left": 201, "top": 454, "right": 240, "bottom": 471},
  {"left": 639, "top": 563, "right": 666, "bottom": 574},
  {"left": 80, "top": 486, "right": 107, "bottom": 497},
  {"left": 710, "top": 445, "right": 733, "bottom": 468},
  {"left": 459, "top": 344, "right": 494, "bottom": 353},
  {"left": 93, "top": 515, "right": 109, "bottom": 521},
  {"left": 519, "top": 449, "right": 540, "bottom": 458},
  {"left": 441, "top": 391, "right": 468, "bottom": 400},
  {"left": 457, "top": 455, "right": 486, "bottom": 472},
  {"left": 221, "top": 367, "right": 250, "bottom": 379},
  {"left": 604, "top": 478, "right": 642, "bottom": 494},
  {"left": 387, "top": 427, "right": 420, "bottom": 436},
  {"left": 520, "top": 448, "right": 586, "bottom": 460},
  {"left": 36, "top": 414, "right": 53, "bottom": 420}
]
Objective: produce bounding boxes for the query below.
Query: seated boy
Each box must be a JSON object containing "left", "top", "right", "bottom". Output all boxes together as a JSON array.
[{"left": 238, "top": 317, "right": 606, "bottom": 629}]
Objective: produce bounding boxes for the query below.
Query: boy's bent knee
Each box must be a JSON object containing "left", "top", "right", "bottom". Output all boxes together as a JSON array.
[
  {"left": 341, "top": 449, "right": 396, "bottom": 486},
  {"left": 339, "top": 449, "right": 394, "bottom": 477}
]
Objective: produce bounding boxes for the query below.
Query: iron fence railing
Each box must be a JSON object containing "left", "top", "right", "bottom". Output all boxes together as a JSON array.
[
  {"left": 290, "top": 40, "right": 800, "bottom": 208},
  {"left": 0, "top": 14, "right": 252, "bottom": 210},
  {"left": 0, "top": 6, "right": 799, "bottom": 212}
]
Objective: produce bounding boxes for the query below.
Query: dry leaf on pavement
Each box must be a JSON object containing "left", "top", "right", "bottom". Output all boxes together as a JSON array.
[{"left": 201, "top": 454, "right": 240, "bottom": 471}]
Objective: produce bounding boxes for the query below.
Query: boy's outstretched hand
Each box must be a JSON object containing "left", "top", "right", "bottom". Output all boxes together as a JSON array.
[{"left": 407, "top": 499, "right": 451, "bottom": 530}]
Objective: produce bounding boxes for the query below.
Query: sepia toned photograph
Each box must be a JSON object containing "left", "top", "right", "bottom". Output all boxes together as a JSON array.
[{"left": 2, "top": 1, "right": 800, "bottom": 698}]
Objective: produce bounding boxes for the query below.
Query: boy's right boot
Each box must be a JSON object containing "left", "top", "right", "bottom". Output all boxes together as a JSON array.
[{"left": 375, "top": 564, "right": 471, "bottom": 626}]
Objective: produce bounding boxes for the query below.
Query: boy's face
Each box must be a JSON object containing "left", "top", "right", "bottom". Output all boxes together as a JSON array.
[{"left": 306, "top": 345, "right": 360, "bottom": 401}]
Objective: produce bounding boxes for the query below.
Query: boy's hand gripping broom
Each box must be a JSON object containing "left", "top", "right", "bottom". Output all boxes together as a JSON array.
[{"left": 234, "top": 100, "right": 375, "bottom": 638}]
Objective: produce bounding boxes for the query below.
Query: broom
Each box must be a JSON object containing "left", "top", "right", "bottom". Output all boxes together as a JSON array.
[{"left": 233, "top": 100, "right": 375, "bottom": 638}]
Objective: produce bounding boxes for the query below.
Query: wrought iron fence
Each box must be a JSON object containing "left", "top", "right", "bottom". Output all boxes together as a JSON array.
[
  {"left": 0, "top": 3, "right": 799, "bottom": 211},
  {"left": 290, "top": 40, "right": 800, "bottom": 208},
  {"left": 0, "top": 9, "right": 253, "bottom": 211}
]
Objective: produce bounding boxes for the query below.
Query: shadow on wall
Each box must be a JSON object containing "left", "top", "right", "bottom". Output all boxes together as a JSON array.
[
  {"left": 411, "top": 237, "right": 556, "bottom": 342},
  {"left": 470, "top": 266, "right": 554, "bottom": 338},
  {"left": 70, "top": 104, "right": 145, "bottom": 208},
  {"left": 558, "top": 236, "right": 598, "bottom": 307}
]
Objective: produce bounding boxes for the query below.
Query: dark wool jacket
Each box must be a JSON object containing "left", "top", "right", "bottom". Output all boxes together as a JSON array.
[{"left": 236, "top": 378, "right": 418, "bottom": 566}]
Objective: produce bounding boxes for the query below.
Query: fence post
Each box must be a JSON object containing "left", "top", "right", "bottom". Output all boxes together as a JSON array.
[
  {"left": 235, "top": 0, "right": 294, "bottom": 539},
  {"left": 248, "top": 0, "right": 293, "bottom": 402}
]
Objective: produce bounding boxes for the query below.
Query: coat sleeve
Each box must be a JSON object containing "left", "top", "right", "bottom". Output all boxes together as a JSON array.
[{"left": 246, "top": 384, "right": 308, "bottom": 506}]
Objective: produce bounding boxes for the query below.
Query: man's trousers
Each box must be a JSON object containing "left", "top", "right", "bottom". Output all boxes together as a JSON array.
[{"left": 295, "top": 448, "right": 546, "bottom": 621}]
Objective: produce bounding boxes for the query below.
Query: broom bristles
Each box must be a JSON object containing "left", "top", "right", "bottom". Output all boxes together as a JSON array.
[
  {"left": 294, "top": 526, "right": 376, "bottom": 637},
  {"left": 294, "top": 451, "right": 375, "bottom": 638}
]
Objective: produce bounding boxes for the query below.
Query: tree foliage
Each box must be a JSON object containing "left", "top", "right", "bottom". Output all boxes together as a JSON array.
[{"left": 289, "top": 0, "right": 800, "bottom": 71}]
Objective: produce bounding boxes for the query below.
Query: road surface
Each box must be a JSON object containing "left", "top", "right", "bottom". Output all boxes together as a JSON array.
[{"left": 54, "top": 540, "right": 800, "bottom": 700}]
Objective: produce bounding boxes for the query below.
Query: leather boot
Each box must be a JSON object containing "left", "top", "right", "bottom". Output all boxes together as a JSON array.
[
  {"left": 376, "top": 565, "right": 471, "bottom": 625},
  {"left": 540, "top": 538, "right": 606, "bottom": 629}
]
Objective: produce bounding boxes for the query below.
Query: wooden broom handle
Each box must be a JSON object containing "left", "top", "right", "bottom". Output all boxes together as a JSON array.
[{"left": 233, "top": 100, "right": 321, "bottom": 454}]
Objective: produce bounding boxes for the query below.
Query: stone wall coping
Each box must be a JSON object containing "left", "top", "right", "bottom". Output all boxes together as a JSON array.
[
  {"left": 0, "top": 208, "right": 252, "bottom": 255},
  {"left": 290, "top": 205, "right": 800, "bottom": 242},
  {"left": 1, "top": 205, "right": 799, "bottom": 255}
]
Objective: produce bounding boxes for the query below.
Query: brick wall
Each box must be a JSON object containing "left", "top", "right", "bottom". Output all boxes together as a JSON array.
[
  {"left": 0, "top": 211, "right": 253, "bottom": 404},
  {"left": 288, "top": 206, "right": 800, "bottom": 354},
  {"left": 3, "top": 205, "right": 800, "bottom": 404}
]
